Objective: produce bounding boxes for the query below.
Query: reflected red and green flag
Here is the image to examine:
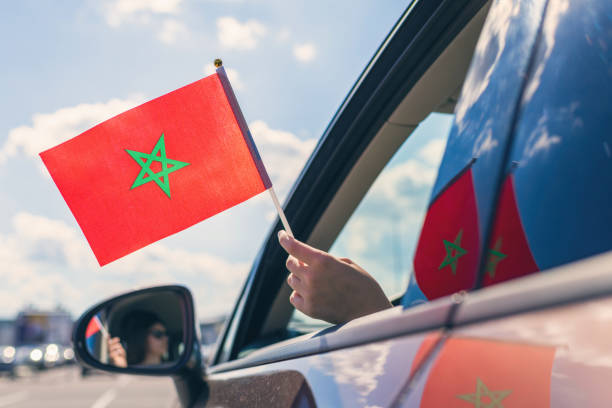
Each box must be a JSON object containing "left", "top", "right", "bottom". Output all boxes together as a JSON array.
[
  {"left": 40, "top": 68, "right": 271, "bottom": 266},
  {"left": 85, "top": 314, "right": 104, "bottom": 353},
  {"left": 414, "top": 166, "right": 480, "bottom": 300},
  {"left": 483, "top": 175, "right": 539, "bottom": 286},
  {"left": 418, "top": 337, "right": 555, "bottom": 407}
]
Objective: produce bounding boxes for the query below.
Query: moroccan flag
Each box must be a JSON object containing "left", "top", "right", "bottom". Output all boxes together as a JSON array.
[
  {"left": 417, "top": 336, "right": 555, "bottom": 407},
  {"left": 85, "top": 314, "right": 105, "bottom": 353},
  {"left": 482, "top": 174, "right": 539, "bottom": 286},
  {"left": 85, "top": 316, "right": 102, "bottom": 338},
  {"left": 409, "top": 333, "right": 443, "bottom": 377},
  {"left": 40, "top": 68, "right": 271, "bottom": 266},
  {"left": 413, "top": 165, "right": 480, "bottom": 300}
]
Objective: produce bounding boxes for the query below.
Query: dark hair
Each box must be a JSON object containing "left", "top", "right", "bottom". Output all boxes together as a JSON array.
[{"left": 120, "top": 310, "right": 163, "bottom": 365}]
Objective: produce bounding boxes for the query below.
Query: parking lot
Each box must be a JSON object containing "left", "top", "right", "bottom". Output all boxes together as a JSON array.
[{"left": 0, "top": 367, "right": 178, "bottom": 408}]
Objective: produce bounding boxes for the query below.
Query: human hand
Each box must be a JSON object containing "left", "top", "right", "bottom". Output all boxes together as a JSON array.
[
  {"left": 278, "top": 230, "right": 392, "bottom": 324},
  {"left": 108, "top": 337, "right": 127, "bottom": 368}
]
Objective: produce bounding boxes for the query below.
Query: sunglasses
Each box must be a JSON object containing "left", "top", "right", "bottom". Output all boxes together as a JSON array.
[{"left": 149, "top": 329, "right": 168, "bottom": 339}]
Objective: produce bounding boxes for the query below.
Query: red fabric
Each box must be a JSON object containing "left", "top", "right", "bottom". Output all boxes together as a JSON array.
[
  {"left": 85, "top": 317, "right": 100, "bottom": 338},
  {"left": 419, "top": 337, "right": 555, "bottom": 407},
  {"left": 40, "top": 74, "right": 267, "bottom": 265},
  {"left": 413, "top": 168, "right": 480, "bottom": 299},
  {"left": 483, "top": 175, "right": 539, "bottom": 286},
  {"left": 409, "top": 333, "right": 441, "bottom": 378}
]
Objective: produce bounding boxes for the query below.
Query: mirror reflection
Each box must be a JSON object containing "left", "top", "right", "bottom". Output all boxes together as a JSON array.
[{"left": 84, "top": 291, "right": 185, "bottom": 368}]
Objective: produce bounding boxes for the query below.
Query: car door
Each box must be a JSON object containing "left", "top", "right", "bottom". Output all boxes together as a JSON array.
[
  {"left": 401, "top": 0, "right": 612, "bottom": 406},
  {"left": 195, "top": 0, "right": 495, "bottom": 406}
]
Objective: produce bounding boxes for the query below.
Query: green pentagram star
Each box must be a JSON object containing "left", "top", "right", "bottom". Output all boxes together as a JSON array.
[
  {"left": 456, "top": 378, "right": 512, "bottom": 408},
  {"left": 125, "top": 133, "right": 190, "bottom": 198},
  {"left": 486, "top": 237, "right": 507, "bottom": 278},
  {"left": 438, "top": 229, "right": 467, "bottom": 275}
]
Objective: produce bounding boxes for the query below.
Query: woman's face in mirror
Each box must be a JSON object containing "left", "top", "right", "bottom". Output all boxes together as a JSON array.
[{"left": 146, "top": 322, "right": 168, "bottom": 361}]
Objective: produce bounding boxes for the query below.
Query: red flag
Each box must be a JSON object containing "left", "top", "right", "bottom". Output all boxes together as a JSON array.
[
  {"left": 40, "top": 68, "right": 271, "bottom": 266},
  {"left": 418, "top": 337, "right": 555, "bottom": 407},
  {"left": 483, "top": 175, "right": 539, "bottom": 286},
  {"left": 85, "top": 315, "right": 101, "bottom": 338},
  {"left": 409, "top": 333, "right": 442, "bottom": 377},
  {"left": 413, "top": 167, "right": 480, "bottom": 300}
]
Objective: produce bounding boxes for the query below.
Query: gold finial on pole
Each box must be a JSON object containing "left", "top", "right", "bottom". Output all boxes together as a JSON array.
[{"left": 214, "top": 58, "right": 223, "bottom": 68}]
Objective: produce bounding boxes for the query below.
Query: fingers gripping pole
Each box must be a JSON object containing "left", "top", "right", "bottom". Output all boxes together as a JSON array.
[{"left": 268, "top": 187, "right": 294, "bottom": 237}]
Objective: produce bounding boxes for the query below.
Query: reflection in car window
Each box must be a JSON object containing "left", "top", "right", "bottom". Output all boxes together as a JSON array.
[
  {"left": 484, "top": 0, "right": 612, "bottom": 286},
  {"left": 289, "top": 113, "right": 454, "bottom": 329}
]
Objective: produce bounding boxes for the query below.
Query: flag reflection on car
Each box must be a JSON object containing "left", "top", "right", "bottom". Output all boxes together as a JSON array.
[
  {"left": 413, "top": 162, "right": 480, "bottom": 300},
  {"left": 413, "top": 335, "right": 556, "bottom": 407},
  {"left": 483, "top": 174, "right": 540, "bottom": 286}
]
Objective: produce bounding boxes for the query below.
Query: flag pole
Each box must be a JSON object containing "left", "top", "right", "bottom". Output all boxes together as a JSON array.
[
  {"left": 215, "top": 58, "right": 294, "bottom": 238},
  {"left": 267, "top": 187, "right": 294, "bottom": 237},
  {"left": 95, "top": 315, "right": 110, "bottom": 338}
]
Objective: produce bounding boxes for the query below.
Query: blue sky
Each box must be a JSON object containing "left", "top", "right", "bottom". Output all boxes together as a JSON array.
[{"left": 0, "top": 1, "right": 416, "bottom": 320}]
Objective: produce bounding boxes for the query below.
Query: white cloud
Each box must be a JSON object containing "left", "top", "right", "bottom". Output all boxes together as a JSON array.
[
  {"left": 104, "top": 0, "right": 182, "bottom": 27},
  {"left": 248, "top": 120, "right": 317, "bottom": 199},
  {"left": 472, "top": 124, "right": 499, "bottom": 157},
  {"left": 158, "top": 19, "right": 189, "bottom": 45},
  {"left": 525, "top": 132, "right": 560, "bottom": 159},
  {"left": 203, "top": 63, "right": 244, "bottom": 90},
  {"left": 11, "top": 212, "right": 95, "bottom": 270},
  {"left": 8, "top": 212, "right": 249, "bottom": 287},
  {"left": 309, "top": 342, "right": 391, "bottom": 406},
  {"left": 523, "top": 0, "right": 569, "bottom": 102},
  {"left": 339, "top": 216, "right": 387, "bottom": 257},
  {"left": 102, "top": 0, "right": 191, "bottom": 46},
  {"left": 469, "top": 300, "right": 612, "bottom": 370},
  {"left": 522, "top": 113, "right": 561, "bottom": 160},
  {"left": 0, "top": 96, "right": 145, "bottom": 167},
  {"left": 107, "top": 243, "right": 249, "bottom": 286},
  {"left": 217, "top": 17, "right": 266, "bottom": 50},
  {"left": 418, "top": 139, "right": 446, "bottom": 166},
  {"left": 0, "top": 212, "right": 250, "bottom": 319},
  {"left": 455, "top": 2, "right": 522, "bottom": 129},
  {"left": 293, "top": 43, "right": 317, "bottom": 63},
  {"left": 371, "top": 159, "right": 437, "bottom": 207},
  {"left": 0, "top": 213, "right": 93, "bottom": 315}
]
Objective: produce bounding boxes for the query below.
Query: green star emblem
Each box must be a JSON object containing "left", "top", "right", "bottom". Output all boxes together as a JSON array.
[
  {"left": 438, "top": 229, "right": 467, "bottom": 275},
  {"left": 125, "top": 133, "right": 190, "bottom": 198},
  {"left": 456, "top": 378, "right": 512, "bottom": 407},
  {"left": 486, "top": 237, "right": 507, "bottom": 278}
]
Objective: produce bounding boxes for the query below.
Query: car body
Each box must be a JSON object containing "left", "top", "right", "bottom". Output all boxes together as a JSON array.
[{"left": 73, "top": 0, "right": 612, "bottom": 406}]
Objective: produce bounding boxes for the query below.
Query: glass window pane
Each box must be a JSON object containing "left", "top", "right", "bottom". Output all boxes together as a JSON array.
[
  {"left": 289, "top": 112, "right": 454, "bottom": 330},
  {"left": 482, "top": 0, "right": 612, "bottom": 288}
]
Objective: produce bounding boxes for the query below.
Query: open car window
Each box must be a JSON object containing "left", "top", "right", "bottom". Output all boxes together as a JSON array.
[{"left": 288, "top": 112, "right": 454, "bottom": 331}]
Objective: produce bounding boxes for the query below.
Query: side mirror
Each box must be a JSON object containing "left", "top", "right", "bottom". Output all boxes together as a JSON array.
[{"left": 72, "top": 285, "right": 200, "bottom": 375}]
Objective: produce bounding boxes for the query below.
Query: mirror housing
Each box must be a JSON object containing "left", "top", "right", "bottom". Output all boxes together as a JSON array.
[{"left": 72, "top": 285, "right": 200, "bottom": 376}]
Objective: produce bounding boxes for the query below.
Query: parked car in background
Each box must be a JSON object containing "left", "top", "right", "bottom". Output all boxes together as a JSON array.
[
  {"left": 72, "top": 0, "right": 612, "bottom": 406},
  {"left": 0, "top": 345, "right": 16, "bottom": 376},
  {"left": 1, "top": 309, "right": 74, "bottom": 375}
]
